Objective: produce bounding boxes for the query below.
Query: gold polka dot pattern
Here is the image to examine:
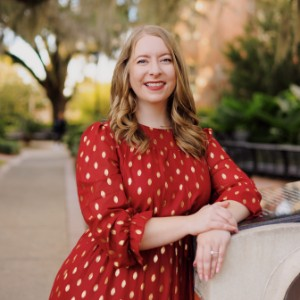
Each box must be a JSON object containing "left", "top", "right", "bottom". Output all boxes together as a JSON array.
[{"left": 49, "top": 122, "right": 261, "bottom": 299}]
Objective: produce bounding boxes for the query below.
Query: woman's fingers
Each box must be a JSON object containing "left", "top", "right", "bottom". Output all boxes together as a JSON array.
[
  {"left": 216, "top": 245, "right": 225, "bottom": 274},
  {"left": 194, "top": 246, "right": 203, "bottom": 281},
  {"left": 190, "top": 202, "right": 238, "bottom": 236},
  {"left": 208, "top": 203, "right": 239, "bottom": 232},
  {"left": 208, "top": 220, "right": 237, "bottom": 233},
  {"left": 202, "top": 244, "right": 212, "bottom": 281},
  {"left": 195, "top": 245, "right": 218, "bottom": 281},
  {"left": 209, "top": 248, "right": 219, "bottom": 278},
  {"left": 214, "top": 202, "right": 238, "bottom": 227},
  {"left": 194, "top": 230, "right": 231, "bottom": 281}
]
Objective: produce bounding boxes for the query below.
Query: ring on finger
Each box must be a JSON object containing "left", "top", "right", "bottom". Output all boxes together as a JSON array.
[{"left": 210, "top": 250, "right": 219, "bottom": 256}]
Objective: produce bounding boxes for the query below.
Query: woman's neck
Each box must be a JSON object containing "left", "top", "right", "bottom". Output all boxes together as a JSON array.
[{"left": 136, "top": 102, "right": 171, "bottom": 129}]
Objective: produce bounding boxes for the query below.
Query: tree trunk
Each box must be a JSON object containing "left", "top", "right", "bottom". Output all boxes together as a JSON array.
[
  {"left": 5, "top": 49, "right": 70, "bottom": 125},
  {"left": 47, "top": 90, "right": 68, "bottom": 123}
]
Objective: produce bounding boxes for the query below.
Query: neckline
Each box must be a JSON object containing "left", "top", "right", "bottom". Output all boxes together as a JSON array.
[{"left": 139, "top": 123, "right": 173, "bottom": 131}]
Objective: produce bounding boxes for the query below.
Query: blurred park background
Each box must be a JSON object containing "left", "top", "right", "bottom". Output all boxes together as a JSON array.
[
  {"left": 0, "top": 0, "right": 299, "bottom": 157},
  {"left": 0, "top": 0, "right": 300, "bottom": 299}
]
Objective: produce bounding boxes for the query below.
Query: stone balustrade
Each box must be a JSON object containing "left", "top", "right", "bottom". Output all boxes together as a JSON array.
[{"left": 195, "top": 223, "right": 300, "bottom": 300}]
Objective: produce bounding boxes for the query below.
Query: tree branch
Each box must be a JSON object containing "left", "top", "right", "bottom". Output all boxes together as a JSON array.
[{"left": 4, "top": 50, "right": 45, "bottom": 85}]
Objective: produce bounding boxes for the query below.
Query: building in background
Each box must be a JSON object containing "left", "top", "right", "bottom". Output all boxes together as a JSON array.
[{"left": 176, "top": 0, "right": 255, "bottom": 108}]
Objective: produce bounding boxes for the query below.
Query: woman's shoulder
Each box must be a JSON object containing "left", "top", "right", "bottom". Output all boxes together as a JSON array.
[
  {"left": 80, "top": 120, "right": 115, "bottom": 142},
  {"left": 201, "top": 128, "right": 223, "bottom": 153},
  {"left": 201, "top": 128, "right": 215, "bottom": 145},
  {"left": 202, "top": 127, "right": 214, "bottom": 137}
]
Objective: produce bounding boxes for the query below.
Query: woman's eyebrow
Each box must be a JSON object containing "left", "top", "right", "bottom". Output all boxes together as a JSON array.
[{"left": 134, "top": 52, "right": 171, "bottom": 59}]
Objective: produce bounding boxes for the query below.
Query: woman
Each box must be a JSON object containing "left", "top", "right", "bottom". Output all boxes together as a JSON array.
[{"left": 49, "top": 25, "right": 261, "bottom": 300}]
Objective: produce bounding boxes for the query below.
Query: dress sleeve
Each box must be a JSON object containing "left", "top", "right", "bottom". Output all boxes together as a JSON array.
[
  {"left": 76, "top": 122, "right": 152, "bottom": 268},
  {"left": 204, "top": 128, "right": 262, "bottom": 217}
]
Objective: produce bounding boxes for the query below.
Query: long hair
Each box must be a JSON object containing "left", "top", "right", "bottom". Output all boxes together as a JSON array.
[{"left": 109, "top": 25, "right": 207, "bottom": 158}]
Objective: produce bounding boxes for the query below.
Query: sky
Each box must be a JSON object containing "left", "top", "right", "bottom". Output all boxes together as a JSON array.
[{"left": 6, "top": 31, "right": 116, "bottom": 89}]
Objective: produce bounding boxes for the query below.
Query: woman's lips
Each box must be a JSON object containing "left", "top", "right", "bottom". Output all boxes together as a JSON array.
[{"left": 145, "top": 81, "right": 165, "bottom": 90}]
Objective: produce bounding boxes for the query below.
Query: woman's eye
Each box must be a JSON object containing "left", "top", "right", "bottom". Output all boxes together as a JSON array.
[
  {"left": 137, "top": 59, "right": 147, "bottom": 64},
  {"left": 161, "top": 58, "right": 172, "bottom": 63}
]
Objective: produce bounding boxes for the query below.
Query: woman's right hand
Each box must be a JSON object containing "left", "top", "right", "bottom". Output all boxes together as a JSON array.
[{"left": 188, "top": 202, "right": 238, "bottom": 236}]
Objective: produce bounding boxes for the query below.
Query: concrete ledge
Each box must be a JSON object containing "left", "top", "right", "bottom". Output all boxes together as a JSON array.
[{"left": 195, "top": 223, "right": 300, "bottom": 300}]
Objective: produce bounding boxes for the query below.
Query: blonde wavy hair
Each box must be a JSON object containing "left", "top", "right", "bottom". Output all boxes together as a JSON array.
[{"left": 109, "top": 25, "right": 207, "bottom": 158}]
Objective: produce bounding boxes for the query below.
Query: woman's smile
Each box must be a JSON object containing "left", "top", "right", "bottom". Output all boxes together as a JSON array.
[{"left": 144, "top": 81, "right": 166, "bottom": 90}]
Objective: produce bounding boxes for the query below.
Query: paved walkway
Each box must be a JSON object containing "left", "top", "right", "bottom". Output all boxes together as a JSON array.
[
  {"left": 0, "top": 141, "right": 290, "bottom": 300},
  {"left": 0, "top": 141, "right": 84, "bottom": 300}
]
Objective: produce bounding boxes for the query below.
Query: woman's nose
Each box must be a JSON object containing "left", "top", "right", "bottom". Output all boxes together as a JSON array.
[{"left": 149, "top": 60, "right": 161, "bottom": 75}]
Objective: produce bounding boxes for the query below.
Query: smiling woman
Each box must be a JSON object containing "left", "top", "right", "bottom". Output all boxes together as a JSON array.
[{"left": 49, "top": 25, "right": 262, "bottom": 300}]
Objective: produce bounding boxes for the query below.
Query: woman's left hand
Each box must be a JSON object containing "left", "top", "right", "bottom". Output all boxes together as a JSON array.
[{"left": 193, "top": 230, "right": 231, "bottom": 282}]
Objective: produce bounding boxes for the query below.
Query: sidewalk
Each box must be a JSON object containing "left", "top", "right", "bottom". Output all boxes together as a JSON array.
[{"left": 0, "top": 141, "right": 84, "bottom": 300}]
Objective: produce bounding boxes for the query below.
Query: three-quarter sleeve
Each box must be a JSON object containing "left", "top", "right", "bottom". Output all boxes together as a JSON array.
[
  {"left": 204, "top": 128, "right": 262, "bottom": 217},
  {"left": 76, "top": 122, "right": 152, "bottom": 268}
]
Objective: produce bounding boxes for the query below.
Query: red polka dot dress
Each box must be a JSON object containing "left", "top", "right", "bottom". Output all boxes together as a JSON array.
[{"left": 49, "top": 121, "right": 261, "bottom": 300}]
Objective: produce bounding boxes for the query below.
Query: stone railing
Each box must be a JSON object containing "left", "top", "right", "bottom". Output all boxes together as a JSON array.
[
  {"left": 195, "top": 181, "right": 300, "bottom": 300},
  {"left": 195, "top": 223, "right": 300, "bottom": 300}
]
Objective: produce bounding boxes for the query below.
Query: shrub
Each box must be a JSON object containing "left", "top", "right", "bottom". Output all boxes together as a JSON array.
[
  {"left": 63, "top": 124, "right": 86, "bottom": 157},
  {"left": 224, "top": 11, "right": 300, "bottom": 100},
  {"left": 0, "top": 139, "right": 21, "bottom": 154},
  {"left": 206, "top": 86, "right": 300, "bottom": 144},
  {"left": 0, "top": 118, "right": 6, "bottom": 138}
]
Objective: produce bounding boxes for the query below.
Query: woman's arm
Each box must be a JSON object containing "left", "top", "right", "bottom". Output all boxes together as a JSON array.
[
  {"left": 204, "top": 128, "right": 262, "bottom": 217},
  {"left": 223, "top": 200, "right": 250, "bottom": 223},
  {"left": 194, "top": 202, "right": 250, "bottom": 282},
  {"left": 140, "top": 201, "right": 238, "bottom": 250},
  {"left": 194, "top": 129, "right": 262, "bottom": 281}
]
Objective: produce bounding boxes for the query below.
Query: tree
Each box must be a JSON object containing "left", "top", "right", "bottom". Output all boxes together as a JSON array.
[
  {"left": 255, "top": 0, "right": 300, "bottom": 65},
  {"left": 0, "top": 0, "right": 133, "bottom": 122},
  {"left": 0, "top": 0, "right": 196, "bottom": 124},
  {"left": 223, "top": 0, "right": 300, "bottom": 99},
  {"left": 0, "top": 57, "right": 47, "bottom": 134},
  {"left": 135, "top": 0, "right": 186, "bottom": 30}
]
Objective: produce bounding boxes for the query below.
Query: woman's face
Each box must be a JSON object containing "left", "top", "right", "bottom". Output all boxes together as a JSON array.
[{"left": 128, "top": 34, "right": 176, "bottom": 107}]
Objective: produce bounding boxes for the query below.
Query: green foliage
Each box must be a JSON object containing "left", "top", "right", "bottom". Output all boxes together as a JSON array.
[
  {"left": 0, "top": 0, "right": 135, "bottom": 122},
  {"left": 197, "top": 108, "right": 215, "bottom": 129},
  {"left": 0, "top": 58, "right": 49, "bottom": 136},
  {"left": 0, "top": 138, "right": 21, "bottom": 154},
  {"left": 64, "top": 81, "right": 111, "bottom": 156},
  {"left": 224, "top": 7, "right": 300, "bottom": 99},
  {"left": 205, "top": 86, "right": 300, "bottom": 144},
  {"left": 21, "top": 117, "right": 45, "bottom": 134},
  {"left": 255, "top": 0, "right": 300, "bottom": 64},
  {"left": 0, "top": 0, "right": 190, "bottom": 122},
  {"left": 0, "top": 69, "right": 33, "bottom": 129},
  {"left": 0, "top": 118, "right": 6, "bottom": 138},
  {"left": 63, "top": 124, "right": 86, "bottom": 157},
  {"left": 136, "top": 0, "right": 187, "bottom": 29},
  {"left": 67, "top": 81, "right": 110, "bottom": 124},
  {"left": 215, "top": 3, "right": 300, "bottom": 145}
]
